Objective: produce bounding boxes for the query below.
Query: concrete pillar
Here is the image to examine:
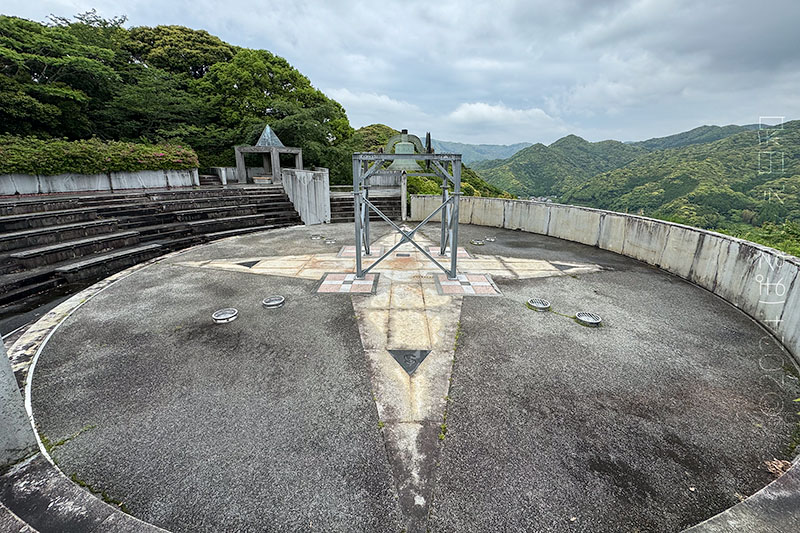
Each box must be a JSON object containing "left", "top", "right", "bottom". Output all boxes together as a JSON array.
[
  {"left": 295, "top": 152, "right": 303, "bottom": 170},
  {"left": 271, "top": 148, "right": 281, "bottom": 185},
  {"left": 262, "top": 154, "right": 271, "bottom": 177},
  {"left": 234, "top": 148, "right": 247, "bottom": 184},
  {"left": 1, "top": 343, "right": 37, "bottom": 469}
]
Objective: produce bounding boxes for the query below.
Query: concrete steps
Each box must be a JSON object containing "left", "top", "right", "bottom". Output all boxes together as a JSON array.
[
  {"left": 173, "top": 204, "right": 259, "bottom": 222},
  {"left": 199, "top": 174, "right": 222, "bottom": 186},
  {"left": 0, "top": 501, "right": 37, "bottom": 532},
  {"left": 0, "top": 220, "right": 119, "bottom": 252},
  {"left": 0, "top": 186, "right": 302, "bottom": 322},
  {"left": 9, "top": 231, "right": 141, "bottom": 268},
  {"left": 54, "top": 243, "right": 164, "bottom": 282},
  {"left": 0, "top": 208, "right": 98, "bottom": 232},
  {"left": 330, "top": 196, "right": 402, "bottom": 223}
]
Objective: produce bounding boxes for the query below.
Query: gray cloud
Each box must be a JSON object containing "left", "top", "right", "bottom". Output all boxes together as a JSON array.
[{"left": 5, "top": 0, "right": 800, "bottom": 144}]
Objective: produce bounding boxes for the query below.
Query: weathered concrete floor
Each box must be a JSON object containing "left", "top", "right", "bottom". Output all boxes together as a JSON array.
[
  {"left": 429, "top": 225, "right": 800, "bottom": 532},
  {"left": 26, "top": 223, "right": 800, "bottom": 532},
  {"left": 29, "top": 241, "right": 403, "bottom": 532}
]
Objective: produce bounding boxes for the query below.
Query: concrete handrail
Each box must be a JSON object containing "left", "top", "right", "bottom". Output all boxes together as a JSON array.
[
  {"left": 281, "top": 168, "right": 331, "bottom": 225},
  {"left": 410, "top": 195, "right": 800, "bottom": 365}
]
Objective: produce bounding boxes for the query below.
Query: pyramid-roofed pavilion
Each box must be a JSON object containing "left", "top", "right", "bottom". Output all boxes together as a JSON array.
[{"left": 235, "top": 125, "right": 301, "bottom": 184}]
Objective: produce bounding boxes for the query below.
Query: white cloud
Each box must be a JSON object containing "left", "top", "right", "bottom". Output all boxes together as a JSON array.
[
  {"left": 3, "top": 0, "right": 800, "bottom": 144},
  {"left": 442, "top": 103, "right": 569, "bottom": 144},
  {"left": 324, "top": 88, "right": 429, "bottom": 129}
]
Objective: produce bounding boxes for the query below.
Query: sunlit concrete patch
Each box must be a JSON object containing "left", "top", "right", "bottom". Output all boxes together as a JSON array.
[
  {"left": 433, "top": 273, "right": 502, "bottom": 296},
  {"left": 428, "top": 246, "right": 472, "bottom": 259},
  {"left": 337, "top": 245, "right": 383, "bottom": 257},
  {"left": 316, "top": 273, "right": 378, "bottom": 294}
]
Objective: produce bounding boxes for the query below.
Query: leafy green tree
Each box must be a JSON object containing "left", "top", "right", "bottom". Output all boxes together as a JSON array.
[
  {"left": 126, "top": 25, "right": 235, "bottom": 78},
  {"left": 0, "top": 15, "right": 120, "bottom": 138}
]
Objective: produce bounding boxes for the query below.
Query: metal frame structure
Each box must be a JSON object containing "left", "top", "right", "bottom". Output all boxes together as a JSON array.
[{"left": 352, "top": 152, "right": 462, "bottom": 279}]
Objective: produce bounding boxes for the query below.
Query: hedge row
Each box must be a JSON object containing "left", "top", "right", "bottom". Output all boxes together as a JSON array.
[{"left": 0, "top": 136, "right": 199, "bottom": 176}]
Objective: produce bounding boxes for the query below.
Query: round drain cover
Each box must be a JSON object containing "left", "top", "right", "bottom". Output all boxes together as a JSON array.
[
  {"left": 262, "top": 296, "right": 285, "bottom": 309},
  {"left": 310, "top": 234, "right": 324, "bottom": 240},
  {"left": 484, "top": 236, "right": 496, "bottom": 242},
  {"left": 576, "top": 312, "right": 602, "bottom": 327},
  {"left": 526, "top": 298, "right": 551, "bottom": 312},
  {"left": 324, "top": 239, "right": 336, "bottom": 244},
  {"left": 212, "top": 308, "right": 238, "bottom": 324},
  {"left": 470, "top": 239, "right": 485, "bottom": 246}
]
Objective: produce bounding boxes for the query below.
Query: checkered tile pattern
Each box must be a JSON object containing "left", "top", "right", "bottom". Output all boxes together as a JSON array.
[
  {"left": 429, "top": 247, "right": 472, "bottom": 259},
  {"left": 337, "top": 246, "right": 383, "bottom": 258},
  {"left": 317, "top": 273, "right": 378, "bottom": 293},
  {"left": 435, "top": 273, "right": 500, "bottom": 295}
]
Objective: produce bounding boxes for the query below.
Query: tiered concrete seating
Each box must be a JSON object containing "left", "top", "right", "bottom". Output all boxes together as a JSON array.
[
  {"left": 330, "top": 194, "right": 402, "bottom": 223},
  {"left": 0, "top": 186, "right": 301, "bottom": 317}
]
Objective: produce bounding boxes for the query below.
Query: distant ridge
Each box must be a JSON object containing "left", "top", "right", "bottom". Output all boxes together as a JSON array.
[
  {"left": 472, "top": 135, "right": 645, "bottom": 197},
  {"left": 629, "top": 124, "right": 761, "bottom": 151},
  {"left": 430, "top": 139, "right": 532, "bottom": 164}
]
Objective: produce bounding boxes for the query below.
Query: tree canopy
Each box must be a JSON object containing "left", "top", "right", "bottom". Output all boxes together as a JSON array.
[{"left": 0, "top": 13, "right": 352, "bottom": 174}]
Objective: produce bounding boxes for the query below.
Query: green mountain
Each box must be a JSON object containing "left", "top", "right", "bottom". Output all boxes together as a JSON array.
[
  {"left": 562, "top": 121, "right": 800, "bottom": 233},
  {"left": 472, "top": 122, "right": 800, "bottom": 255},
  {"left": 630, "top": 124, "right": 761, "bottom": 151},
  {"left": 430, "top": 139, "right": 531, "bottom": 164},
  {"left": 474, "top": 134, "right": 646, "bottom": 197}
]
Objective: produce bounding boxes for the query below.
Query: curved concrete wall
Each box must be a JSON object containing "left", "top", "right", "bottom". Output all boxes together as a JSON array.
[
  {"left": 410, "top": 195, "right": 800, "bottom": 364},
  {"left": 0, "top": 169, "right": 200, "bottom": 195}
]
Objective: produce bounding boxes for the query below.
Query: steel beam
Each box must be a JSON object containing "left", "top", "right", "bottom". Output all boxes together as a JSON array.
[{"left": 352, "top": 152, "right": 462, "bottom": 279}]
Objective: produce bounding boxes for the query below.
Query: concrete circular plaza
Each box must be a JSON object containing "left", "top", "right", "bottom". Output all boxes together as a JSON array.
[{"left": 26, "top": 223, "right": 800, "bottom": 532}]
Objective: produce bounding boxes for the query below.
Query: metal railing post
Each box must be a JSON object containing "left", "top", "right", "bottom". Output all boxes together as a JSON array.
[{"left": 353, "top": 155, "right": 363, "bottom": 277}]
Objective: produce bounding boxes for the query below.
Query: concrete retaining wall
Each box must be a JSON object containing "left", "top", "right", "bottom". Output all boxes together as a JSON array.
[
  {"left": 410, "top": 195, "right": 800, "bottom": 363},
  {"left": 1, "top": 343, "right": 36, "bottom": 469},
  {"left": 0, "top": 169, "right": 200, "bottom": 195},
  {"left": 281, "top": 168, "right": 330, "bottom": 225}
]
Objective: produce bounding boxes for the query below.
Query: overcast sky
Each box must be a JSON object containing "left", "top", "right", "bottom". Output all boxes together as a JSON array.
[{"left": 5, "top": 0, "right": 800, "bottom": 145}]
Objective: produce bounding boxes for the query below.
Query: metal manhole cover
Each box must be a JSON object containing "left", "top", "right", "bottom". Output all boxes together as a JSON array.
[
  {"left": 388, "top": 349, "right": 432, "bottom": 375},
  {"left": 526, "top": 298, "right": 551, "bottom": 312},
  {"left": 212, "top": 308, "right": 238, "bottom": 324},
  {"left": 576, "top": 312, "right": 602, "bottom": 327},
  {"left": 310, "top": 234, "right": 324, "bottom": 240},
  {"left": 470, "top": 239, "right": 485, "bottom": 246},
  {"left": 262, "top": 296, "right": 285, "bottom": 309}
]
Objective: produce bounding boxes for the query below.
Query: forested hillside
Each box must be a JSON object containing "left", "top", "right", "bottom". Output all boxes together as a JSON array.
[
  {"left": 562, "top": 122, "right": 800, "bottom": 253},
  {"left": 0, "top": 13, "right": 512, "bottom": 199},
  {"left": 0, "top": 13, "right": 352, "bottom": 178},
  {"left": 473, "top": 135, "right": 645, "bottom": 197},
  {"left": 473, "top": 122, "right": 800, "bottom": 255},
  {"left": 630, "top": 124, "right": 760, "bottom": 151}
]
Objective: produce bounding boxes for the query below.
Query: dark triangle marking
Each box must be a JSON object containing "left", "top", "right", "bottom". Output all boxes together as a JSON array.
[
  {"left": 237, "top": 260, "right": 259, "bottom": 268},
  {"left": 388, "top": 349, "right": 432, "bottom": 375}
]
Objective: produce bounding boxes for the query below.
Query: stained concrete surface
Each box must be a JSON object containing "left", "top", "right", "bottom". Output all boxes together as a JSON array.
[
  {"left": 30, "top": 251, "right": 402, "bottom": 532},
  {"left": 27, "top": 223, "right": 800, "bottom": 532},
  {"left": 429, "top": 225, "right": 800, "bottom": 532}
]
